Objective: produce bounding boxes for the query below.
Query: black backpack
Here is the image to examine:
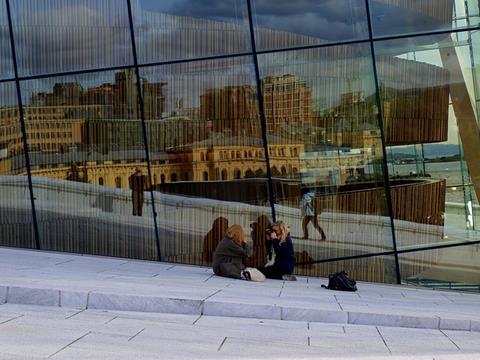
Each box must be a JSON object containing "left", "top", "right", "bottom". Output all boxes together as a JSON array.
[{"left": 321, "top": 271, "right": 357, "bottom": 291}]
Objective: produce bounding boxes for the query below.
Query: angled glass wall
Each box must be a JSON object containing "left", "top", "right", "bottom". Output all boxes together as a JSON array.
[
  {"left": 0, "top": 2, "right": 14, "bottom": 79},
  {"left": 257, "top": 44, "right": 396, "bottom": 278},
  {"left": 369, "top": 0, "right": 480, "bottom": 38},
  {"left": 139, "top": 56, "right": 272, "bottom": 266},
  {"left": 19, "top": 70, "right": 158, "bottom": 259},
  {"left": 251, "top": 0, "right": 369, "bottom": 50},
  {"left": 10, "top": 0, "right": 134, "bottom": 76},
  {"left": 132, "top": 0, "right": 251, "bottom": 63},
  {"left": 0, "top": 0, "right": 479, "bottom": 289},
  {"left": 0, "top": 81, "right": 36, "bottom": 248}
]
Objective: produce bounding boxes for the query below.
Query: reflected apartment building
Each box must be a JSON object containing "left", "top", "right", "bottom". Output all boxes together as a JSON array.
[{"left": 1, "top": 0, "right": 479, "bottom": 289}]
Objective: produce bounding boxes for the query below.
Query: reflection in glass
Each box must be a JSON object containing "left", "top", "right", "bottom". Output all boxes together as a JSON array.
[
  {"left": 369, "top": 0, "right": 480, "bottom": 38},
  {"left": 400, "top": 245, "right": 480, "bottom": 292},
  {"left": 296, "top": 255, "right": 398, "bottom": 283},
  {"left": 258, "top": 44, "right": 395, "bottom": 271},
  {"left": 132, "top": 0, "right": 250, "bottom": 64},
  {"left": 376, "top": 31, "right": 480, "bottom": 249},
  {"left": 140, "top": 57, "right": 271, "bottom": 266},
  {"left": 252, "top": 0, "right": 369, "bottom": 50},
  {"left": 10, "top": 0, "right": 133, "bottom": 76},
  {"left": 0, "top": 82, "right": 35, "bottom": 248},
  {"left": 19, "top": 69, "right": 157, "bottom": 259},
  {"left": 0, "top": 3, "right": 14, "bottom": 79}
]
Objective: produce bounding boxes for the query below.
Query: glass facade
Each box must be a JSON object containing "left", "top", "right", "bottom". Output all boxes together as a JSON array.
[{"left": 0, "top": 0, "right": 479, "bottom": 289}]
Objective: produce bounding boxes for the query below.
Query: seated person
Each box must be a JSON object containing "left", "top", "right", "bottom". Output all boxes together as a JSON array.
[
  {"left": 212, "top": 224, "right": 252, "bottom": 279},
  {"left": 259, "top": 221, "right": 296, "bottom": 281}
]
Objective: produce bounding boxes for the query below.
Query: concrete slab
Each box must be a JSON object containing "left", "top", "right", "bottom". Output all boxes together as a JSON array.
[{"left": 0, "top": 247, "right": 479, "bottom": 337}]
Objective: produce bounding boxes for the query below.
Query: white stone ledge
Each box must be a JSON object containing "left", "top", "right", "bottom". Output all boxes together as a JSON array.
[
  {"left": 60, "top": 290, "right": 89, "bottom": 309},
  {"left": 0, "top": 286, "right": 7, "bottom": 304},
  {"left": 7, "top": 286, "right": 59, "bottom": 307},
  {"left": 2, "top": 283, "right": 479, "bottom": 334},
  {"left": 281, "top": 306, "right": 348, "bottom": 323},
  {"left": 203, "top": 300, "right": 281, "bottom": 320},
  {"left": 347, "top": 311, "right": 439, "bottom": 329},
  {"left": 87, "top": 292, "right": 203, "bottom": 315},
  {"left": 439, "top": 317, "right": 472, "bottom": 331}
]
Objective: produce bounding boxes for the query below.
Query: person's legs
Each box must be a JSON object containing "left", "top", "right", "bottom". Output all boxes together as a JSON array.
[
  {"left": 258, "top": 266, "right": 283, "bottom": 280},
  {"left": 138, "top": 193, "right": 144, "bottom": 216},
  {"left": 312, "top": 216, "right": 326, "bottom": 241},
  {"left": 302, "top": 216, "right": 311, "bottom": 239},
  {"left": 218, "top": 262, "right": 242, "bottom": 279},
  {"left": 132, "top": 194, "right": 139, "bottom": 216}
]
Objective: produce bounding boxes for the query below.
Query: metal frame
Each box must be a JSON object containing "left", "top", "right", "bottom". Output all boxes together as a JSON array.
[
  {"left": 2, "top": 0, "right": 480, "bottom": 283},
  {"left": 5, "top": 0, "right": 40, "bottom": 250},
  {"left": 126, "top": 0, "right": 162, "bottom": 261}
]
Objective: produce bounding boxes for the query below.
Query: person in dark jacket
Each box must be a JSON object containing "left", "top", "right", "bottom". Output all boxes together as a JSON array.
[
  {"left": 128, "top": 167, "right": 148, "bottom": 216},
  {"left": 212, "top": 224, "right": 252, "bottom": 279},
  {"left": 259, "top": 220, "right": 296, "bottom": 281}
]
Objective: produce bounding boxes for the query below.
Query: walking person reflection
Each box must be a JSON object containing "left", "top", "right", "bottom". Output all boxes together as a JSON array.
[
  {"left": 301, "top": 188, "right": 326, "bottom": 241},
  {"left": 129, "top": 167, "right": 148, "bottom": 216}
]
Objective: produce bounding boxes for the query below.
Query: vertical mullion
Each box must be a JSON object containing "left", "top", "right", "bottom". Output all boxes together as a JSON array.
[
  {"left": 246, "top": 0, "right": 276, "bottom": 221},
  {"left": 365, "top": 0, "right": 401, "bottom": 284},
  {"left": 5, "top": 0, "right": 41, "bottom": 250},
  {"left": 126, "top": 0, "right": 162, "bottom": 260}
]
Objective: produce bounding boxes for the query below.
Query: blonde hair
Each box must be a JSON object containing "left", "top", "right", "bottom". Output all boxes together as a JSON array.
[
  {"left": 225, "top": 224, "right": 245, "bottom": 246},
  {"left": 273, "top": 220, "right": 289, "bottom": 244}
]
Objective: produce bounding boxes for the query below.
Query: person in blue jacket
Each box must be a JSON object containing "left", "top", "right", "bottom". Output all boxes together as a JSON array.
[{"left": 258, "top": 220, "right": 296, "bottom": 281}]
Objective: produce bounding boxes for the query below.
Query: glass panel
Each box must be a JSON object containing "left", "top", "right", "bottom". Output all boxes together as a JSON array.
[
  {"left": 10, "top": 0, "right": 133, "bottom": 76},
  {"left": 0, "top": 81, "right": 36, "bottom": 248},
  {"left": 0, "top": 2, "right": 14, "bottom": 79},
  {"left": 259, "top": 44, "right": 395, "bottom": 263},
  {"left": 20, "top": 69, "right": 157, "bottom": 259},
  {"left": 400, "top": 245, "right": 480, "bottom": 292},
  {"left": 139, "top": 57, "right": 272, "bottom": 266},
  {"left": 369, "top": 0, "right": 480, "bottom": 38},
  {"left": 132, "top": 0, "right": 250, "bottom": 64},
  {"left": 252, "top": 0, "right": 369, "bottom": 51},
  {"left": 297, "top": 255, "right": 398, "bottom": 283},
  {"left": 376, "top": 31, "right": 480, "bottom": 249}
]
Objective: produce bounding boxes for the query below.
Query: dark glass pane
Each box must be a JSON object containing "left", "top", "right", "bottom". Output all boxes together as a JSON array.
[
  {"left": 0, "top": 3, "right": 14, "bottom": 79},
  {"left": 251, "top": 0, "right": 369, "bottom": 51},
  {"left": 20, "top": 69, "right": 157, "bottom": 259},
  {"left": 139, "top": 57, "right": 272, "bottom": 266},
  {"left": 0, "top": 82, "right": 35, "bottom": 248},
  {"left": 369, "top": 0, "right": 480, "bottom": 38},
  {"left": 10, "top": 0, "right": 133, "bottom": 76},
  {"left": 297, "top": 255, "right": 398, "bottom": 283},
  {"left": 132, "top": 0, "right": 250, "bottom": 64},
  {"left": 258, "top": 44, "right": 395, "bottom": 263},
  {"left": 400, "top": 245, "right": 480, "bottom": 292},
  {"left": 376, "top": 31, "right": 480, "bottom": 249}
]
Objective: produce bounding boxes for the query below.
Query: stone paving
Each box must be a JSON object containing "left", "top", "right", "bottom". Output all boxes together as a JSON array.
[
  {"left": 1, "top": 247, "right": 480, "bottom": 358},
  {"left": 0, "top": 304, "right": 480, "bottom": 359}
]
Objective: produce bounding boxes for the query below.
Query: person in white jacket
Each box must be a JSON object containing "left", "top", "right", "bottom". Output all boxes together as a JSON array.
[{"left": 300, "top": 188, "right": 326, "bottom": 241}]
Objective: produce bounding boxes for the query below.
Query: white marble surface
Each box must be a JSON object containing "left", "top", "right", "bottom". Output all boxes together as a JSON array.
[
  {"left": 0, "top": 304, "right": 480, "bottom": 359},
  {"left": 1, "top": 247, "right": 480, "bottom": 337}
]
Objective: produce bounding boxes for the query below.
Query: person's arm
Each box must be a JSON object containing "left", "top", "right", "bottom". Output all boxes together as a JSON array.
[{"left": 224, "top": 239, "right": 251, "bottom": 257}]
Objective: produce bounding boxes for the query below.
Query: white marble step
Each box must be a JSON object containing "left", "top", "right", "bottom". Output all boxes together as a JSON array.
[{"left": 1, "top": 283, "right": 479, "bottom": 333}]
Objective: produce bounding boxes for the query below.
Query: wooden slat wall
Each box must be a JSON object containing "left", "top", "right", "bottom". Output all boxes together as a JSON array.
[{"left": 377, "top": 56, "right": 451, "bottom": 145}]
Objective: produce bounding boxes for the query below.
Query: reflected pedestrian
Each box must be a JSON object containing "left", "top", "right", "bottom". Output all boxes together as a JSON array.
[
  {"left": 301, "top": 188, "right": 326, "bottom": 241},
  {"left": 202, "top": 217, "right": 229, "bottom": 263},
  {"left": 129, "top": 167, "right": 148, "bottom": 216}
]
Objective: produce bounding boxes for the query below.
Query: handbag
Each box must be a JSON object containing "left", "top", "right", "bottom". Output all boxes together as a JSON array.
[{"left": 242, "top": 267, "right": 266, "bottom": 282}]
